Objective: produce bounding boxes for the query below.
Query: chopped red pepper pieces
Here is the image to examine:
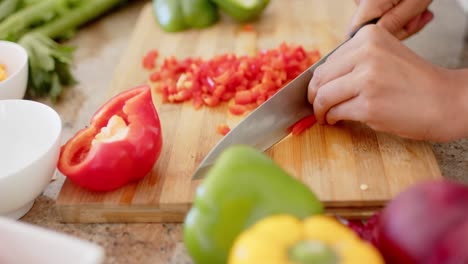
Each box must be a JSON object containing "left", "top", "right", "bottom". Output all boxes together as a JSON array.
[
  {"left": 143, "top": 50, "right": 159, "bottom": 70},
  {"left": 143, "top": 43, "right": 320, "bottom": 134},
  {"left": 58, "top": 85, "right": 163, "bottom": 192},
  {"left": 145, "top": 43, "right": 320, "bottom": 111},
  {"left": 229, "top": 104, "right": 247, "bottom": 116},
  {"left": 289, "top": 114, "right": 317, "bottom": 136},
  {"left": 242, "top": 24, "right": 255, "bottom": 32},
  {"left": 234, "top": 90, "right": 254, "bottom": 105},
  {"left": 217, "top": 124, "right": 231, "bottom": 136}
]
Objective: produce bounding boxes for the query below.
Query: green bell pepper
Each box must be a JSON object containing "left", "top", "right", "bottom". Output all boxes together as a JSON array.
[
  {"left": 211, "top": 0, "right": 270, "bottom": 22},
  {"left": 183, "top": 145, "right": 323, "bottom": 264},
  {"left": 153, "top": 0, "right": 219, "bottom": 32}
]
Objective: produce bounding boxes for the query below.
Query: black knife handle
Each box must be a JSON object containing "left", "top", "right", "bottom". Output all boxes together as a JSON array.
[{"left": 349, "top": 17, "right": 381, "bottom": 38}]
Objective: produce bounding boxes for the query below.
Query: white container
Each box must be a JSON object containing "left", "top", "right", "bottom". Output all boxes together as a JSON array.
[
  {"left": 0, "top": 100, "right": 62, "bottom": 219},
  {"left": 0, "top": 217, "right": 104, "bottom": 264},
  {"left": 0, "top": 41, "right": 28, "bottom": 100}
]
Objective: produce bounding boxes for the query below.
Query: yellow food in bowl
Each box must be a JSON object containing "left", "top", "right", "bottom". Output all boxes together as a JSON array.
[{"left": 0, "top": 64, "right": 7, "bottom": 82}]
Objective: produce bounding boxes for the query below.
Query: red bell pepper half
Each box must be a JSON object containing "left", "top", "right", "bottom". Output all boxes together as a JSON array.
[{"left": 58, "top": 85, "right": 163, "bottom": 192}]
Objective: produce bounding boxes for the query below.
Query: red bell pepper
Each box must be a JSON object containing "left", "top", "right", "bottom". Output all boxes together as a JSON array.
[
  {"left": 216, "top": 123, "right": 231, "bottom": 136},
  {"left": 58, "top": 85, "right": 163, "bottom": 192},
  {"left": 289, "top": 114, "right": 317, "bottom": 136}
]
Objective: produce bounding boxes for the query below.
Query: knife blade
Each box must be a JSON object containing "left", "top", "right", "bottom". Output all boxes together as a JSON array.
[{"left": 191, "top": 18, "right": 380, "bottom": 180}]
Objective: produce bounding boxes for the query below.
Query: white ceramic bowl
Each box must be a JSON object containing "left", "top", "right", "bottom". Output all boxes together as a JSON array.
[
  {"left": 0, "top": 41, "right": 28, "bottom": 100},
  {"left": 0, "top": 100, "right": 62, "bottom": 219},
  {"left": 0, "top": 217, "right": 104, "bottom": 264}
]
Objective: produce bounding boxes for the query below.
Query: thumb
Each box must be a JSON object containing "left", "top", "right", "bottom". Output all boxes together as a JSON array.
[
  {"left": 393, "top": 10, "right": 434, "bottom": 40},
  {"left": 348, "top": 0, "right": 397, "bottom": 35},
  {"left": 377, "top": 0, "right": 431, "bottom": 36}
]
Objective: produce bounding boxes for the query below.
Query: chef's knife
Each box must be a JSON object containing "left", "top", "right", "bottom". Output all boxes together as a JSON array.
[{"left": 191, "top": 18, "right": 380, "bottom": 180}]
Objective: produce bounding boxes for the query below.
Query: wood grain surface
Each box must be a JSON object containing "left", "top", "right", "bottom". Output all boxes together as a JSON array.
[{"left": 56, "top": 0, "right": 442, "bottom": 223}]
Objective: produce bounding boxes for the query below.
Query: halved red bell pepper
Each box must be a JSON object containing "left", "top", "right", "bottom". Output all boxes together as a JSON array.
[{"left": 58, "top": 85, "right": 163, "bottom": 192}]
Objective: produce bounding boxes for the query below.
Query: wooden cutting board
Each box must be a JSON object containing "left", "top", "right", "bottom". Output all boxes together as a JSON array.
[{"left": 56, "top": 0, "right": 442, "bottom": 223}]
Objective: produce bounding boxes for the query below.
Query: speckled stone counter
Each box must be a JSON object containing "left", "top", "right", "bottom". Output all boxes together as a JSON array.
[{"left": 19, "top": 1, "right": 468, "bottom": 263}]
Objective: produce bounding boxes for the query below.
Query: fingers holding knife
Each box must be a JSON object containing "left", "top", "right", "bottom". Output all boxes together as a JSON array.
[
  {"left": 348, "top": 0, "right": 433, "bottom": 40},
  {"left": 307, "top": 50, "right": 359, "bottom": 124},
  {"left": 307, "top": 25, "right": 381, "bottom": 125}
]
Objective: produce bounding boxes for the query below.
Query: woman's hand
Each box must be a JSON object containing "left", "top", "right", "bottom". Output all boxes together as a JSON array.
[
  {"left": 349, "top": 0, "right": 434, "bottom": 40},
  {"left": 308, "top": 25, "right": 468, "bottom": 142}
]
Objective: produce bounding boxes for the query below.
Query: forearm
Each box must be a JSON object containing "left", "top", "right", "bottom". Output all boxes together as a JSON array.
[{"left": 443, "top": 68, "right": 468, "bottom": 141}]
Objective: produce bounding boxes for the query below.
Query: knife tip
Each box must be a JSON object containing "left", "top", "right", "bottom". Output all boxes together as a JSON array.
[{"left": 191, "top": 165, "right": 212, "bottom": 181}]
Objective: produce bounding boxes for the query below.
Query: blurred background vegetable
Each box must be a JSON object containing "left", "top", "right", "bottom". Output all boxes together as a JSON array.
[
  {"left": 228, "top": 214, "right": 384, "bottom": 264},
  {"left": 153, "top": 0, "right": 219, "bottom": 32},
  {"left": 0, "top": 0, "right": 129, "bottom": 101},
  {"left": 212, "top": 0, "right": 270, "bottom": 22},
  {"left": 183, "top": 145, "right": 323, "bottom": 264},
  {"left": 152, "top": 0, "right": 270, "bottom": 32},
  {"left": 348, "top": 179, "right": 468, "bottom": 264}
]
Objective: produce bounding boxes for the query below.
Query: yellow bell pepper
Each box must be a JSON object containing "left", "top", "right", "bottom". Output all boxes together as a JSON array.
[{"left": 228, "top": 215, "right": 384, "bottom": 264}]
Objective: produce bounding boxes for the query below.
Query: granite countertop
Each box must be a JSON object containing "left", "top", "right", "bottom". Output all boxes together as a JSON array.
[{"left": 19, "top": 1, "right": 468, "bottom": 263}]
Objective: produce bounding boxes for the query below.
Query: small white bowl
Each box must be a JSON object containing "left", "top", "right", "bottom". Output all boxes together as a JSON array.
[
  {"left": 0, "top": 100, "right": 62, "bottom": 219},
  {"left": 0, "top": 217, "right": 104, "bottom": 264},
  {"left": 0, "top": 41, "right": 28, "bottom": 100}
]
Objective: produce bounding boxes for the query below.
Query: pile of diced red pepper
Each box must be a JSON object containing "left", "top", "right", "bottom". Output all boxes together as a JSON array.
[{"left": 142, "top": 43, "right": 320, "bottom": 135}]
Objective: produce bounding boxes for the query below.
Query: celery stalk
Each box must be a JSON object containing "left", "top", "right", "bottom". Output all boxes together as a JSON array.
[
  {"left": 1, "top": 0, "right": 128, "bottom": 101},
  {"left": 33, "top": 0, "right": 124, "bottom": 39},
  {"left": 0, "top": 0, "right": 67, "bottom": 41},
  {"left": 0, "top": 0, "right": 20, "bottom": 22},
  {"left": 19, "top": 33, "right": 76, "bottom": 101}
]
